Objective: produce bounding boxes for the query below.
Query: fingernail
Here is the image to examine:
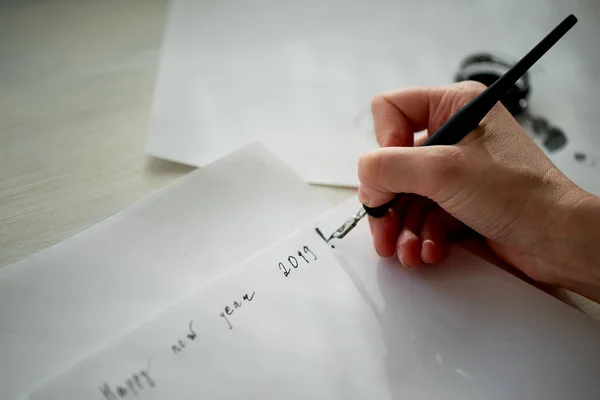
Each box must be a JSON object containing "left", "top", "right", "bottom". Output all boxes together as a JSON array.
[
  {"left": 423, "top": 240, "right": 435, "bottom": 264},
  {"left": 399, "top": 254, "right": 409, "bottom": 268}
]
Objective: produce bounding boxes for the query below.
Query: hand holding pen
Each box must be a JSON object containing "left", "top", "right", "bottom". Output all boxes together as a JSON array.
[{"left": 322, "top": 15, "right": 600, "bottom": 303}]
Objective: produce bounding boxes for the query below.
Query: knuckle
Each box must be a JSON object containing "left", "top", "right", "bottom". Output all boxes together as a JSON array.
[
  {"left": 370, "top": 93, "right": 387, "bottom": 114},
  {"left": 426, "top": 147, "right": 465, "bottom": 195},
  {"left": 459, "top": 80, "right": 487, "bottom": 98},
  {"left": 431, "top": 146, "right": 464, "bottom": 176}
]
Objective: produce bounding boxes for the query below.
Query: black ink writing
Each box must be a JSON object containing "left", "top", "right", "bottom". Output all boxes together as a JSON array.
[
  {"left": 298, "top": 251, "right": 308, "bottom": 263},
  {"left": 220, "top": 313, "right": 232, "bottom": 329},
  {"left": 218, "top": 291, "right": 256, "bottom": 330},
  {"left": 304, "top": 246, "right": 317, "bottom": 260},
  {"left": 278, "top": 246, "right": 317, "bottom": 278},
  {"left": 126, "top": 378, "right": 138, "bottom": 396},
  {"left": 171, "top": 320, "right": 197, "bottom": 354},
  {"left": 100, "top": 360, "right": 155, "bottom": 399},
  {"left": 278, "top": 262, "right": 290, "bottom": 277},
  {"left": 315, "top": 227, "right": 335, "bottom": 248},
  {"left": 140, "top": 370, "right": 156, "bottom": 387},
  {"left": 187, "top": 322, "right": 197, "bottom": 340}
]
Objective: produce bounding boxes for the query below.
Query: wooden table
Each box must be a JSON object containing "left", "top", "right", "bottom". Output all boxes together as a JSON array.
[{"left": 1, "top": 0, "right": 597, "bottom": 320}]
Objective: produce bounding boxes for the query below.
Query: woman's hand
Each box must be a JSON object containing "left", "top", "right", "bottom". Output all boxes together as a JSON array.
[{"left": 358, "top": 82, "right": 600, "bottom": 301}]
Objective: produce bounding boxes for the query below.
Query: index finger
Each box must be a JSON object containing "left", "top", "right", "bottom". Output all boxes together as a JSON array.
[{"left": 372, "top": 82, "right": 486, "bottom": 148}]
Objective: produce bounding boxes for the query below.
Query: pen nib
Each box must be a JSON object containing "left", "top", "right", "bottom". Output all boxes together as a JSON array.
[{"left": 316, "top": 207, "right": 367, "bottom": 245}]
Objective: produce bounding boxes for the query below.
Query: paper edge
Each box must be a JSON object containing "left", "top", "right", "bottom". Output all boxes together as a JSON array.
[{"left": 25, "top": 201, "right": 338, "bottom": 399}]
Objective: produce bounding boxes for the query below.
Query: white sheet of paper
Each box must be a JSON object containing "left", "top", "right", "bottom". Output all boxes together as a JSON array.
[
  {"left": 30, "top": 199, "right": 600, "bottom": 400},
  {"left": 0, "top": 144, "right": 330, "bottom": 400},
  {"left": 146, "top": 0, "right": 600, "bottom": 189}
]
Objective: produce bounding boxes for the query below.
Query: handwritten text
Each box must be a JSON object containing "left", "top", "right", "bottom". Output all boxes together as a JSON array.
[
  {"left": 171, "top": 320, "right": 198, "bottom": 354},
  {"left": 218, "top": 291, "right": 256, "bottom": 330},
  {"left": 278, "top": 246, "right": 317, "bottom": 278},
  {"left": 100, "top": 360, "right": 155, "bottom": 399}
]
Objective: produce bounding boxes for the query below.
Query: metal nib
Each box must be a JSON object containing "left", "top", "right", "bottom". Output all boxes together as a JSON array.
[{"left": 317, "top": 207, "right": 367, "bottom": 243}]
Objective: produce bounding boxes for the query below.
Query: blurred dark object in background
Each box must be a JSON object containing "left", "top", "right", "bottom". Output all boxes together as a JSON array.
[
  {"left": 455, "top": 52, "right": 568, "bottom": 154},
  {"left": 455, "top": 53, "right": 530, "bottom": 116}
]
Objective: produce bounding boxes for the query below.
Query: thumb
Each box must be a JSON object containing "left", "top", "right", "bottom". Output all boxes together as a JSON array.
[{"left": 358, "top": 145, "right": 466, "bottom": 207}]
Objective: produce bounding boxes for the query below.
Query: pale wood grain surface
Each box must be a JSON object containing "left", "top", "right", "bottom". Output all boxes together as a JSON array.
[
  {"left": 0, "top": 0, "right": 597, "bottom": 321},
  {"left": 0, "top": 0, "right": 354, "bottom": 269}
]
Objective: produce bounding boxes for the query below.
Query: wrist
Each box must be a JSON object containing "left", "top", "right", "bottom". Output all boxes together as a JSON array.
[{"left": 541, "top": 189, "right": 600, "bottom": 302}]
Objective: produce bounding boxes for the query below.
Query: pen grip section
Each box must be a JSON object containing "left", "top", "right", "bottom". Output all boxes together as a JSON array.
[{"left": 363, "top": 193, "right": 405, "bottom": 218}]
